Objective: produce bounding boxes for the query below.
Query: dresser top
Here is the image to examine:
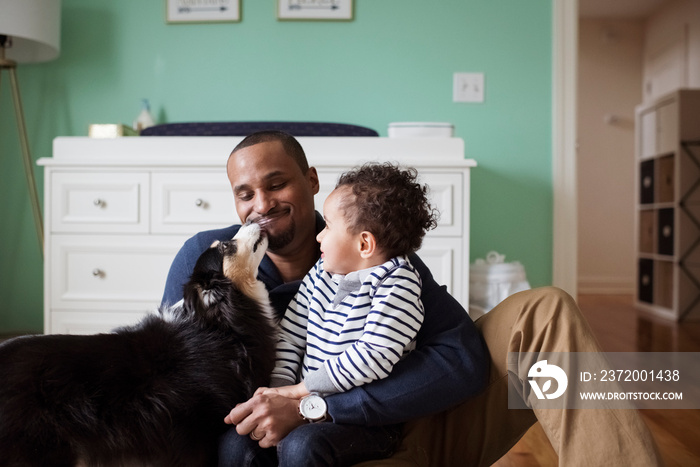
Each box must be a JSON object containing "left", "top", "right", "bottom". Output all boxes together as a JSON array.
[{"left": 40, "top": 136, "right": 476, "bottom": 169}]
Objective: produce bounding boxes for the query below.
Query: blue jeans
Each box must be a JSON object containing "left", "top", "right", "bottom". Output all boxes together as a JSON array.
[{"left": 218, "top": 422, "right": 402, "bottom": 467}]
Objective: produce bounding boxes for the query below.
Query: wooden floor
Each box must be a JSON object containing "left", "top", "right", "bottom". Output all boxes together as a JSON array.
[
  {"left": 493, "top": 294, "right": 700, "bottom": 467},
  {"left": 3, "top": 296, "right": 699, "bottom": 465}
]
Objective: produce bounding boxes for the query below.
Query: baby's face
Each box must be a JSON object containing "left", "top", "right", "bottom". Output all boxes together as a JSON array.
[{"left": 316, "top": 188, "right": 361, "bottom": 275}]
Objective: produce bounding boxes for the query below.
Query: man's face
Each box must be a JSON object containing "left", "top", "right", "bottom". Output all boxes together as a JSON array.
[{"left": 227, "top": 140, "right": 319, "bottom": 253}]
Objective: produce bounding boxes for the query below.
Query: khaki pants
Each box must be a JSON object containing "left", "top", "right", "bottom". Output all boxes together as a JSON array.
[{"left": 357, "top": 287, "right": 662, "bottom": 466}]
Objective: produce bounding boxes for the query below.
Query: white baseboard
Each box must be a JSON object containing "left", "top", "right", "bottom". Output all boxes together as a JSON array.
[{"left": 578, "top": 275, "right": 634, "bottom": 295}]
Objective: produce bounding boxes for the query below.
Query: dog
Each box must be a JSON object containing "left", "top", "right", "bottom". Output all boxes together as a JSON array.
[{"left": 0, "top": 222, "right": 278, "bottom": 467}]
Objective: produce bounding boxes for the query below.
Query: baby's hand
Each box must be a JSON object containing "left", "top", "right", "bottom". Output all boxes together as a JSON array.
[{"left": 260, "top": 382, "right": 309, "bottom": 400}]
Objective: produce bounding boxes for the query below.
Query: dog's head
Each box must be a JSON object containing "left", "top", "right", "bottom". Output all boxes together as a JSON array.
[
  {"left": 220, "top": 221, "right": 268, "bottom": 291},
  {"left": 182, "top": 222, "right": 270, "bottom": 326}
]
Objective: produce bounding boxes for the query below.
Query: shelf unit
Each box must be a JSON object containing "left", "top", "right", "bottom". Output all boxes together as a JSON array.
[{"left": 635, "top": 89, "right": 700, "bottom": 320}]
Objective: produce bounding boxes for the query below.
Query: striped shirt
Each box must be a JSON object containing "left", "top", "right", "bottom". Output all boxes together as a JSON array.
[{"left": 271, "top": 256, "right": 424, "bottom": 395}]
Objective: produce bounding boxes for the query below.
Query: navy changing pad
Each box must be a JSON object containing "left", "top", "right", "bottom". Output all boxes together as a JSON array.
[{"left": 141, "top": 121, "right": 378, "bottom": 137}]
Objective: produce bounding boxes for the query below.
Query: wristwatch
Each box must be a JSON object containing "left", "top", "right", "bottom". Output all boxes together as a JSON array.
[{"left": 299, "top": 392, "right": 328, "bottom": 422}]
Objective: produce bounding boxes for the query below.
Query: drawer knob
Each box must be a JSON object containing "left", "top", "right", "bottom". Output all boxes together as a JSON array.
[
  {"left": 662, "top": 225, "right": 672, "bottom": 238},
  {"left": 195, "top": 198, "right": 205, "bottom": 208},
  {"left": 92, "top": 268, "right": 104, "bottom": 278},
  {"left": 93, "top": 198, "right": 105, "bottom": 208}
]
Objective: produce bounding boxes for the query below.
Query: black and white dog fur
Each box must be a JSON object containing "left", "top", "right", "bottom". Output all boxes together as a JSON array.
[{"left": 0, "top": 222, "right": 277, "bottom": 467}]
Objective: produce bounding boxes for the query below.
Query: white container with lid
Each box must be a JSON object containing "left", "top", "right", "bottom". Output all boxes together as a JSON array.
[{"left": 469, "top": 251, "right": 530, "bottom": 319}]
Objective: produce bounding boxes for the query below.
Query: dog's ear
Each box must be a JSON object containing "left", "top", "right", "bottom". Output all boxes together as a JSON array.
[
  {"left": 194, "top": 245, "right": 225, "bottom": 276},
  {"left": 195, "top": 280, "right": 227, "bottom": 313},
  {"left": 184, "top": 274, "right": 237, "bottom": 324},
  {"left": 183, "top": 241, "right": 242, "bottom": 323},
  {"left": 184, "top": 273, "right": 220, "bottom": 315},
  {"left": 183, "top": 245, "right": 226, "bottom": 314}
]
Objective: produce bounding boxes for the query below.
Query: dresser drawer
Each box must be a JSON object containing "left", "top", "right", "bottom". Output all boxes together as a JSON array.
[
  {"left": 50, "top": 310, "right": 150, "bottom": 335},
  {"left": 423, "top": 172, "right": 464, "bottom": 236},
  {"left": 152, "top": 172, "right": 240, "bottom": 234},
  {"left": 315, "top": 170, "right": 463, "bottom": 236},
  {"left": 418, "top": 237, "right": 464, "bottom": 304},
  {"left": 51, "top": 172, "right": 150, "bottom": 233},
  {"left": 49, "top": 235, "right": 185, "bottom": 311}
]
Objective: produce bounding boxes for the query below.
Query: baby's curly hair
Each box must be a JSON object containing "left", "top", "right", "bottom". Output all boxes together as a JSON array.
[{"left": 335, "top": 163, "right": 439, "bottom": 258}]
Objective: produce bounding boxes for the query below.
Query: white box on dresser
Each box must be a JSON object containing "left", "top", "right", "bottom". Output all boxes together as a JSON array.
[{"left": 39, "top": 137, "right": 476, "bottom": 335}]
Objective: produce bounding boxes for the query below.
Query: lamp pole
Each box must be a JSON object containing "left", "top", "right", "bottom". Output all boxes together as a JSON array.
[{"left": 1, "top": 34, "right": 44, "bottom": 256}]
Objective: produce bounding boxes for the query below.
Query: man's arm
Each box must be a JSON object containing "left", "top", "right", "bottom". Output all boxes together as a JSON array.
[{"left": 325, "top": 253, "right": 489, "bottom": 425}]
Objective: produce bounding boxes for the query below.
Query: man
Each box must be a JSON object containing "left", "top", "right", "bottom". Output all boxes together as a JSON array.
[{"left": 162, "top": 131, "right": 661, "bottom": 466}]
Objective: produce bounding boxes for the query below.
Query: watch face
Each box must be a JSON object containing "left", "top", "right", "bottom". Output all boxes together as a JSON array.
[{"left": 300, "top": 394, "right": 327, "bottom": 421}]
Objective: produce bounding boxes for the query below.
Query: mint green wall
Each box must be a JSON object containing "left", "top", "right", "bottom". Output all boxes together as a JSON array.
[{"left": 0, "top": 0, "right": 552, "bottom": 333}]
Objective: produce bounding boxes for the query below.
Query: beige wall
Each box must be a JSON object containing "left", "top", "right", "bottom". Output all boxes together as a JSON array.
[
  {"left": 643, "top": 0, "right": 700, "bottom": 102},
  {"left": 577, "top": 19, "right": 644, "bottom": 293}
]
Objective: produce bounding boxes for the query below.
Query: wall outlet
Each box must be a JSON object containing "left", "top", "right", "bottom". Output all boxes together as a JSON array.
[{"left": 453, "top": 72, "right": 485, "bottom": 103}]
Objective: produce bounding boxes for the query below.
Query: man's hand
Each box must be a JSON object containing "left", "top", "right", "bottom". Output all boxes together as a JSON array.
[{"left": 224, "top": 392, "right": 307, "bottom": 448}]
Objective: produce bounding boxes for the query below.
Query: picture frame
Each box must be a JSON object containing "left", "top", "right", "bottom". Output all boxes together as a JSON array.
[
  {"left": 277, "top": 0, "right": 353, "bottom": 21},
  {"left": 166, "top": 0, "right": 241, "bottom": 24}
]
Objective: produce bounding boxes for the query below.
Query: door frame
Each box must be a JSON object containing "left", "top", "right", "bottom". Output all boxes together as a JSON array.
[{"left": 552, "top": 0, "right": 578, "bottom": 296}]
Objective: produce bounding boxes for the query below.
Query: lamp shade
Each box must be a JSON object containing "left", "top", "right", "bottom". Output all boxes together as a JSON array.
[{"left": 0, "top": 0, "right": 61, "bottom": 63}]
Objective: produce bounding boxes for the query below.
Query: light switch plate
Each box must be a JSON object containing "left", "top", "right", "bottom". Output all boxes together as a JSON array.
[{"left": 453, "top": 72, "right": 484, "bottom": 103}]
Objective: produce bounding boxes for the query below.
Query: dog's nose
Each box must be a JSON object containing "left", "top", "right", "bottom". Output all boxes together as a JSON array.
[
  {"left": 234, "top": 219, "right": 263, "bottom": 243},
  {"left": 247, "top": 222, "right": 261, "bottom": 234}
]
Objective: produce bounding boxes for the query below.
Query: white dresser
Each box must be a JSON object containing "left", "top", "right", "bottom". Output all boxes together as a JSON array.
[{"left": 39, "top": 137, "right": 476, "bottom": 335}]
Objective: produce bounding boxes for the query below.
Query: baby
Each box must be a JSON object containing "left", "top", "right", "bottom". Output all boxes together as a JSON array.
[{"left": 263, "top": 162, "right": 439, "bottom": 399}]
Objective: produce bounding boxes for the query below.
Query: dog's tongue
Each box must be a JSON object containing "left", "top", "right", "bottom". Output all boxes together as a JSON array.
[{"left": 252, "top": 216, "right": 274, "bottom": 228}]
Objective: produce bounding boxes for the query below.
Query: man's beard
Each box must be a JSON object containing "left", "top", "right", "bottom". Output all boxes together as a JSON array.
[{"left": 266, "top": 222, "right": 295, "bottom": 251}]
